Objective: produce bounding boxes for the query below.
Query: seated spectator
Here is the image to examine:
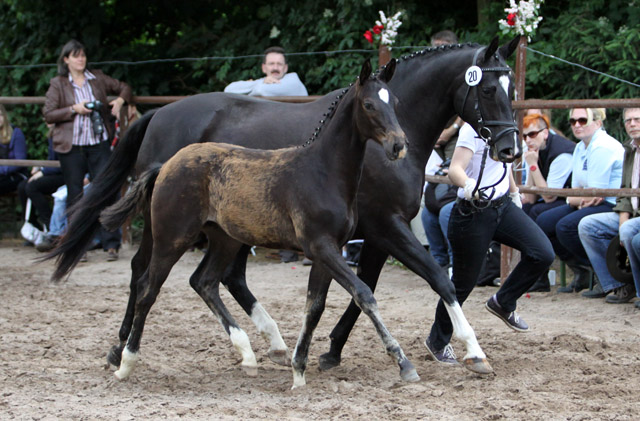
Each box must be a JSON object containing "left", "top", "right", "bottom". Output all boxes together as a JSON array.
[
  {"left": 578, "top": 107, "right": 640, "bottom": 304},
  {"left": 224, "top": 46, "right": 308, "bottom": 97},
  {"left": 535, "top": 108, "right": 624, "bottom": 295},
  {"left": 17, "top": 129, "right": 64, "bottom": 244},
  {"left": 0, "top": 104, "right": 28, "bottom": 195}
]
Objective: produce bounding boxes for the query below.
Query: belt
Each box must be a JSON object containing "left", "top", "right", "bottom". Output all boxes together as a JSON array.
[{"left": 455, "top": 193, "right": 509, "bottom": 211}]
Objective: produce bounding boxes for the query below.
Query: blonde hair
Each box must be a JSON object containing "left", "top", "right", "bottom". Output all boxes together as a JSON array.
[
  {"left": 570, "top": 108, "right": 606, "bottom": 126},
  {"left": 0, "top": 104, "right": 12, "bottom": 145}
]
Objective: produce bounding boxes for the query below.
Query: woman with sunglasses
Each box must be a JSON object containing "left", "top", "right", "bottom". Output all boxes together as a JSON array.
[{"left": 535, "top": 108, "right": 624, "bottom": 295}]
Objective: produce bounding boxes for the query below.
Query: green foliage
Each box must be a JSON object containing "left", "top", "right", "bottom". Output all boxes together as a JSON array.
[{"left": 0, "top": 0, "right": 638, "bottom": 157}]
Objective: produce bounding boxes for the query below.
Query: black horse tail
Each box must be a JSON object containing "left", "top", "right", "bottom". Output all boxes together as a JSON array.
[
  {"left": 47, "top": 109, "right": 157, "bottom": 282},
  {"left": 100, "top": 164, "right": 161, "bottom": 231}
]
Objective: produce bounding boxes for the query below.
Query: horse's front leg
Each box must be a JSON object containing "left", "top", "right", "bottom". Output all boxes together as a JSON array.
[
  {"left": 221, "top": 244, "right": 290, "bottom": 366},
  {"left": 314, "top": 241, "right": 419, "bottom": 384},
  {"left": 318, "top": 241, "right": 388, "bottom": 371},
  {"left": 367, "top": 216, "right": 491, "bottom": 374},
  {"left": 291, "top": 262, "right": 332, "bottom": 389}
]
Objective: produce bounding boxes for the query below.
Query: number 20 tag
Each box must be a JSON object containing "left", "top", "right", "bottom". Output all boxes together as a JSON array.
[{"left": 465, "top": 66, "right": 483, "bottom": 86}]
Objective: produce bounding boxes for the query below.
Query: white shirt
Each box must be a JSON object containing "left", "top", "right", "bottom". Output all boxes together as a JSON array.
[
  {"left": 223, "top": 72, "right": 308, "bottom": 97},
  {"left": 455, "top": 123, "right": 511, "bottom": 200}
]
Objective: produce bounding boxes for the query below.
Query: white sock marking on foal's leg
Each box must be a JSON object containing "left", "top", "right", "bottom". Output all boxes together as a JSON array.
[
  {"left": 250, "top": 302, "right": 288, "bottom": 354},
  {"left": 378, "top": 88, "right": 389, "bottom": 104},
  {"left": 114, "top": 348, "right": 138, "bottom": 380},
  {"left": 444, "top": 301, "right": 486, "bottom": 360},
  {"left": 228, "top": 326, "right": 258, "bottom": 371}
]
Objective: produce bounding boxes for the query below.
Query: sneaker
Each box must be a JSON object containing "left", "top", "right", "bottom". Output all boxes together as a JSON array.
[
  {"left": 36, "top": 235, "right": 58, "bottom": 253},
  {"left": 107, "top": 248, "right": 119, "bottom": 261},
  {"left": 605, "top": 283, "right": 636, "bottom": 304},
  {"left": 485, "top": 295, "right": 529, "bottom": 332},
  {"left": 424, "top": 338, "right": 459, "bottom": 366},
  {"left": 302, "top": 257, "right": 313, "bottom": 266}
]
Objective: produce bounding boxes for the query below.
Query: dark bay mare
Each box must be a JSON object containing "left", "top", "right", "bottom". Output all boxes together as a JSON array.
[
  {"left": 99, "top": 61, "right": 411, "bottom": 388},
  {"left": 49, "top": 37, "right": 521, "bottom": 376}
]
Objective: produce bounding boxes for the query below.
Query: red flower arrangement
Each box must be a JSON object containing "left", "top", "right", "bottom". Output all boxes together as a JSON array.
[
  {"left": 363, "top": 25, "right": 384, "bottom": 44},
  {"left": 506, "top": 13, "right": 517, "bottom": 26}
]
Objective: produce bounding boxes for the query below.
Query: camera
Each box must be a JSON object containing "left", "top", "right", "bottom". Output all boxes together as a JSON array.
[{"left": 84, "top": 100, "right": 104, "bottom": 138}]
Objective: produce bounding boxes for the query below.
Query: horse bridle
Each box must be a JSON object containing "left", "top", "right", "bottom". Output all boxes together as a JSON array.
[{"left": 460, "top": 47, "right": 519, "bottom": 205}]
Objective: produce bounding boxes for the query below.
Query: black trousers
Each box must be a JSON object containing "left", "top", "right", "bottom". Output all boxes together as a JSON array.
[
  {"left": 0, "top": 170, "right": 28, "bottom": 195},
  {"left": 428, "top": 196, "right": 555, "bottom": 350},
  {"left": 58, "top": 142, "right": 121, "bottom": 250},
  {"left": 17, "top": 173, "right": 65, "bottom": 230}
]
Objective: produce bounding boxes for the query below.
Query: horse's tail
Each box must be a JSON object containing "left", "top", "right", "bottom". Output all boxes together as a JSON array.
[
  {"left": 100, "top": 164, "right": 161, "bottom": 231},
  {"left": 47, "top": 109, "right": 157, "bottom": 282}
]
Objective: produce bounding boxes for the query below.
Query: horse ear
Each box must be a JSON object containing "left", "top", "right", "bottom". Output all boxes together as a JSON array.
[
  {"left": 380, "top": 58, "right": 396, "bottom": 83},
  {"left": 498, "top": 36, "right": 520, "bottom": 59},
  {"left": 359, "top": 59, "right": 373, "bottom": 85},
  {"left": 483, "top": 36, "right": 500, "bottom": 62}
]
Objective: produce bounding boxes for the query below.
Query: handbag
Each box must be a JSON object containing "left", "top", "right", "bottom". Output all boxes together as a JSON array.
[{"left": 20, "top": 199, "right": 46, "bottom": 245}]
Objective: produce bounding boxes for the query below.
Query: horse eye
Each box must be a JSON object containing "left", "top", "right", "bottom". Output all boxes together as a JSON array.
[
  {"left": 481, "top": 86, "right": 496, "bottom": 95},
  {"left": 364, "top": 102, "right": 375, "bottom": 111}
]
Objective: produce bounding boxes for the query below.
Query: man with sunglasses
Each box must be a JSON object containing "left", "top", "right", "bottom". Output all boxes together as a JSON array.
[
  {"left": 521, "top": 112, "right": 576, "bottom": 291},
  {"left": 578, "top": 108, "right": 640, "bottom": 306},
  {"left": 535, "top": 108, "right": 624, "bottom": 295}
]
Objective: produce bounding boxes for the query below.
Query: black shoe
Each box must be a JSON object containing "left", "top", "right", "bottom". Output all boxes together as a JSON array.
[
  {"left": 485, "top": 295, "right": 529, "bottom": 332},
  {"left": 605, "top": 283, "right": 636, "bottom": 304},
  {"left": 36, "top": 235, "right": 58, "bottom": 252},
  {"left": 558, "top": 264, "right": 592, "bottom": 293},
  {"left": 582, "top": 278, "right": 606, "bottom": 298},
  {"left": 528, "top": 273, "right": 550, "bottom": 292}
]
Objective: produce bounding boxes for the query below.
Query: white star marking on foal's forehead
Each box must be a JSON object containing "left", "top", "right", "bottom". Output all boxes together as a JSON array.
[
  {"left": 378, "top": 88, "right": 389, "bottom": 104},
  {"left": 499, "top": 75, "right": 510, "bottom": 96}
]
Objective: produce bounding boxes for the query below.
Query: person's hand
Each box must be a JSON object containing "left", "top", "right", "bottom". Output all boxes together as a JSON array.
[
  {"left": 74, "top": 102, "right": 91, "bottom": 115},
  {"left": 109, "top": 97, "right": 125, "bottom": 118},
  {"left": 263, "top": 75, "right": 282, "bottom": 84},
  {"left": 28, "top": 170, "right": 43, "bottom": 182},
  {"left": 579, "top": 197, "right": 603, "bottom": 209},
  {"left": 523, "top": 149, "right": 538, "bottom": 166},
  {"left": 464, "top": 178, "right": 479, "bottom": 200},
  {"left": 127, "top": 104, "right": 138, "bottom": 121},
  {"left": 509, "top": 190, "right": 522, "bottom": 208}
]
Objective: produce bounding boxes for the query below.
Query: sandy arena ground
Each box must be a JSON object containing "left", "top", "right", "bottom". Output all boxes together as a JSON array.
[{"left": 1, "top": 239, "right": 639, "bottom": 420}]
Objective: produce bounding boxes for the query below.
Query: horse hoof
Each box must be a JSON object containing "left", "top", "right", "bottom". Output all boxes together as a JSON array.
[
  {"left": 106, "top": 345, "right": 122, "bottom": 367},
  {"left": 464, "top": 357, "right": 493, "bottom": 375},
  {"left": 400, "top": 367, "right": 420, "bottom": 382},
  {"left": 242, "top": 365, "right": 259, "bottom": 377},
  {"left": 268, "top": 349, "right": 291, "bottom": 366},
  {"left": 318, "top": 352, "right": 341, "bottom": 371}
]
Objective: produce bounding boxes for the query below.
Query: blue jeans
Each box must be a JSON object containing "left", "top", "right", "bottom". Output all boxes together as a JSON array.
[
  {"left": 428, "top": 196, "right": 555, "bottom": 350},
  {"left": 620, "top": 218, "right": 640, "bottom": 298},
  {"left": 421, "top": 201, "right": 454, "bottom": 267},
  {"left": 536, "top": 203, "right": 614, "bottom": 266},
  {"left": 578, "top": 212, "right": 625, "bottom": 292}
]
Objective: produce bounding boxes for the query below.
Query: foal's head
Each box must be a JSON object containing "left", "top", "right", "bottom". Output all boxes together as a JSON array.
[{"left": 354, "top": 59, "right": 407, "bottom": 160}]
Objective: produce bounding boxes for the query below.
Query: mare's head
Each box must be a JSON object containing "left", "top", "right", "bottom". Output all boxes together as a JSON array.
[
  {"left": 355, "top": 59, "right": 407, "bottom": 160},
  {"left": 456, "top": 36, "right": 521, "bottom": 162}
]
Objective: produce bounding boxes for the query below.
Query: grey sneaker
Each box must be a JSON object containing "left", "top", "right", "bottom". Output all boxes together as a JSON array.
[
  {"left": 485, "top": 295, "right": 529, "bottom": 332},
  {"left": 424, "top": 338, "right": 459, "bottom": 365}
]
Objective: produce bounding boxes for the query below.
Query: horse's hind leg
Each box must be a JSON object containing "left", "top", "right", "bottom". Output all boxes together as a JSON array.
[
  {"left": 318, "top": 241, "right": 387, "bottom": 371},
  {"left": 190, "top": 227, "right": 258, "bottom": 376},
  {"left": 108, "top": 214, "right": 153, "bottom": 368},
  {"left": 291, "top": 262, "right": 332, "bottom": 388},
  {"left": 114, "top": 242, "right": 189, "bottom": 380},
  {"left": 222, "top": 245, "right": 290, "bottom": 366}
]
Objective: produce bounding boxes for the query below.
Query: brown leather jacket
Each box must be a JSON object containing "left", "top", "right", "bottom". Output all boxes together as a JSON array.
[{"left": 43, "top": 69, "right": 133, "bottom": 153}]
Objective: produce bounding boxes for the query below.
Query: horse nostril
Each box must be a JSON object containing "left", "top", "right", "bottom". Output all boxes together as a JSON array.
[{"left": 393, "top": 142, "right": 403, "bottom": 155}]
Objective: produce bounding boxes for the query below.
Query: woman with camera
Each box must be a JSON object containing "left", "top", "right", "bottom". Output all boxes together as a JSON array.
[{"left": 43, "top": 39, "right": 135, "bottom": 261}]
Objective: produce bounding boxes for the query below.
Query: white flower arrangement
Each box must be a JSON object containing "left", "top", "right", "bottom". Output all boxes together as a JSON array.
[
  {"left": 364, "top": 10, "right": 403, "bottom": 49},
  {"left": 498, "top": 0, "right": 544, "bottom": 41}
]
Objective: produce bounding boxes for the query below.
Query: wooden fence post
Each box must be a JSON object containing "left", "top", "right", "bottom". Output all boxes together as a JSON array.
[{"left": 379, "top": 45, "right": 391, "bottom": 66}]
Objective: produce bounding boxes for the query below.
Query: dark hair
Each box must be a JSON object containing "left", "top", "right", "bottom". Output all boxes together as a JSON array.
[
  {"left": 431, "top": 30, "right": 458, "bottom": 46},
  {"left": 57, "top": 39, "right": 86, "bottom": 76},
  {"left": 263, "top": 46, "right": 286, "bottom": 64}
]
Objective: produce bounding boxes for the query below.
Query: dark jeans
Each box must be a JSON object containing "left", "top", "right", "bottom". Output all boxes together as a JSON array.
[
  {"left": 428, "top": 196, "right": 555, "bottom": 350},
  {"left": 535, "top": 202, "right": 614, "bottom": 267},
  {"left": 58, "top": 142, "right": 121, "bottom": 250},
  {"left": 18, "top": 174, "right": 65, "bottom": 230},
  {"left": 522, "top": 197, "right": 566, "bottom": 221}
]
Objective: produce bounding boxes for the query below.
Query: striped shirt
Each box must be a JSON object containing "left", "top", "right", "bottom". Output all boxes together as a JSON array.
[{"left": 69, "top": 70, "right": 107, "bottom": 146}]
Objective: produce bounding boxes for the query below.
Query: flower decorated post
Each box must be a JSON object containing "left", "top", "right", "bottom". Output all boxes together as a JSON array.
[{"left": 363, "top": 11, "right": 403, "bottom": 66}]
